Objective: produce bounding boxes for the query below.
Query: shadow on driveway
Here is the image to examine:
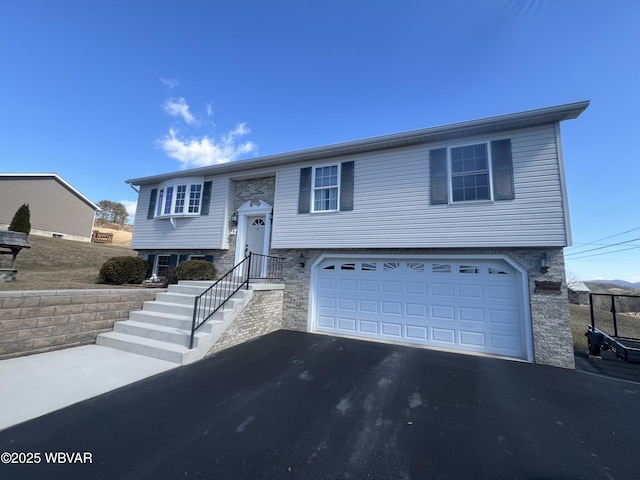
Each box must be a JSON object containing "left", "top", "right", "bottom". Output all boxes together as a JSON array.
[
  {"left": 1, "top": 330, "right": 639, "bottom": 479},
  {"left": 574, "top": 347, "right": 640, "bottom": 384}
]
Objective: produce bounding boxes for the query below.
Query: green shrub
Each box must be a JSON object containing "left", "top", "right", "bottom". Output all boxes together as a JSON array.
[
  {"left": 99, "top": 256, "right": 148, "bottom": 285},
  {"left": 9, "top": 203, "right": 31, "bottom": 235},
  {"left": 175, "top": 260, "right": 218, "bottom": 281}
]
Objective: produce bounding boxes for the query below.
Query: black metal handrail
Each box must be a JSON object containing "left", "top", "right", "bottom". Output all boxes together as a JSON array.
[
  {"left": 189, "top": 253, "right": 284, "bottom": 349},
  {"left": 248, "top": 253, "right": 284, "bottom": 279}
]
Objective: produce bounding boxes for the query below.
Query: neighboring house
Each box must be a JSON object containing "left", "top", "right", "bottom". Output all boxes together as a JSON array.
[
  {"left": 0, "top": 173, "right": 100, "bottom": 242},
  {"left": 568, "top": 281, "right": 591, "bottom": 306},
  {"left": 127, "top": 101, "right": 589, "bottom": 369}
]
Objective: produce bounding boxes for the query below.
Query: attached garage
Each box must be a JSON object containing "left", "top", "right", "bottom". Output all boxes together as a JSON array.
[{"left": 311, "top": 256, "right": 532, "bottom": 361}]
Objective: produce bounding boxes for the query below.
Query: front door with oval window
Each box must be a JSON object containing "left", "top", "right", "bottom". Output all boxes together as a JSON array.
[{"left": 246, "top": 217, "right": 266, "bottom": 256}]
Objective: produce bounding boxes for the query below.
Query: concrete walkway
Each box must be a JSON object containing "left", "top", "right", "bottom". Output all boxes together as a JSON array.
[{"left": 0, "top": 345, "right": 178, "bottom": 430}]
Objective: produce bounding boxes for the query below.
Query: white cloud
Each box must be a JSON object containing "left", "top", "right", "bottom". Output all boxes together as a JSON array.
[
  {"left": 120, "top": 200, "right": 138, "bottom": 225},
  {"left": 162, "top": 97, "right": 196, "bottom": 125},
  {"left": 158, "top": 124, "right": 257, "bottom": 168},
  {"left": 160, "top": 77, "right": 179, "bottom": 89},
  {"left": 206, "top": 103, "right": 214, "bottom": 117},
  {"left": 120, "top": 199, "right": 138, "bottom": 221}
]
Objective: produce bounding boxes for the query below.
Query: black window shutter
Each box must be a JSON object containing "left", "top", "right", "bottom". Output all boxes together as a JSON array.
[
  {"left": 178, "top": 254, "right": 189, "bottom": 264},
  {"left": 340, "top": 161, "right": 354, "bottom": 211},
  {"left": 146, "top": 254, "right": 155, "bottom": 277},
  {"left": 491, "top": 139, "right": 515, "bottom": 200},
  {"left": 204, "top": 255, "right": 214, "bottom": 263},
  {"left": 200, "top": 181, "right": 213, "bottom": 215},
  {"left": 429, "top": 148, "right": 448, "bottom": 205},
  {"left": 147, "top": 189, "right": 158, "bottom": 219},
  {"left": 169, "top": 254, "right": 179, "bottom": 268},
  {"left": 298, "top": 167, "right": 312, "bottom": 214}
]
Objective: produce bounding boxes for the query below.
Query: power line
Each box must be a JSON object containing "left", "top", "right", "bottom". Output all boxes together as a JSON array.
[
  {"left": 565, "top": 245, "right": 640, "bottom": 260},
  {"left": 565, "top": 235, "right": 640, "bottom": 257},
  {"left": 566, "top": 225, "right": 640, "bottom": 251}
]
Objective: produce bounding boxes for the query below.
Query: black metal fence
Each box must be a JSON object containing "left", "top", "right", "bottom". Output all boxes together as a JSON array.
[
  {"left": 589, "top": 293, "right": 640, "bottom": 338},
  {"left": 189, "top": 253, "right": 284, "bottom": 349}
]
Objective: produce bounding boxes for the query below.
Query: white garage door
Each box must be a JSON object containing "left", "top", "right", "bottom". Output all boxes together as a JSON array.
[{"left": 314, "top": 257, "right": 527, "bottom": 359}]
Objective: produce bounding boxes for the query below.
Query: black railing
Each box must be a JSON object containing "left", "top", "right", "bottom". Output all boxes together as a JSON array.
[
  {"left": 189, "top": 253, "right": 284, "bottom": 349},
  {"left": 248, "top": 253, "right": 284, "bottom": 279}
]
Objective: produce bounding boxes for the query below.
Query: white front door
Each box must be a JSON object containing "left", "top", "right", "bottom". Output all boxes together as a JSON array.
[
  {"left": 245, "top": 216, "right": 266, "bottom": 277},
  {"left": 233, "top": 200, "right": 273, "bottom": 268},
  {"left": 246, "top": 216, "right": 266, "bottom": 256}
]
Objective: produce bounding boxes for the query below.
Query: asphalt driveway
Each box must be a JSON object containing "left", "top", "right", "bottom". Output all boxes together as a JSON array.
[{"left": 1, "top": 330, "right": 638, "bottom": 480}]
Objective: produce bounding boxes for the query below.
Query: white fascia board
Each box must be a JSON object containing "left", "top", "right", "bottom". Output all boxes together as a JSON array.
[{"left": 126, "top": 101, "right": 590, "bottom": 187}]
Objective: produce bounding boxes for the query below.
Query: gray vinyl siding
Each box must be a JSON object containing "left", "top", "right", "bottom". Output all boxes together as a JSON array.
[
  {"left": 271, "top": 124, "right": 569, "bottom": 249},
  {"left": 131, "top": 177, "right": 229, "bottom": 250},
  {"left": 0, "top": 177, "right": 96, "bottom": 239}
]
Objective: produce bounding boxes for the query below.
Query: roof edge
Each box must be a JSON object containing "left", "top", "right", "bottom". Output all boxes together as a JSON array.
[
  {"left": 0, "top": 173, "right": 101, "bottom": 211},
  {"left": 127, "top": 100, "right": 590, "bottom": 186}
]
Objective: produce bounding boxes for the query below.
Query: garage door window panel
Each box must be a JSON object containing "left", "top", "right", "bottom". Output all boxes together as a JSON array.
[{"left": 432, "top": 263, "right": 452, "bottom": 274}]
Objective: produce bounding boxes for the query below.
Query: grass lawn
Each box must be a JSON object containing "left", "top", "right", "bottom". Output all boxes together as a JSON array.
[
  {"left": 570, "top": 303, "right": 592, "bottom": 352},
  {"left": 0, "top": 230, "right": 136, "bottom": 291}
]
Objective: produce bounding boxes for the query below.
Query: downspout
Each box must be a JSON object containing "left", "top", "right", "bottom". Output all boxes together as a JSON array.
[{"left": 127, "top": 181, "right": 140, "bottom": 194}]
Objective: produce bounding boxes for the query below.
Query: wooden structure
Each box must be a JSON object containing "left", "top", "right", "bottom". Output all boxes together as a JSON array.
[
  {"left": 91, "top": 230, "right": 114, "bottom": 244},
  {"left": 0, "top": 231, "right": 31, "bottom": 282}
]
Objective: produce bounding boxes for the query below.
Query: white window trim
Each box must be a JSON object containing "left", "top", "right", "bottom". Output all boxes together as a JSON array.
[
  {"left": 447, "top": 141, "right": 495, "bottom": 204},
  {"left": 155, "top": 254, "right": 171, "bottom": 277},
  {"left": 311, "top": 163, "right": 341, "bottom": 213},
  {"left": 155, "top": 176, "right": 205, "bottom": 219}
]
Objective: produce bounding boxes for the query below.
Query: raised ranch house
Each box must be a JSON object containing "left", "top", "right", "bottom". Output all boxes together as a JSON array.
[
  {"left": 0, "top": 173, "right": 100, "bottom": 242},
  {"left": 126, "top": 101, "right": 589, "bottom": 369}
]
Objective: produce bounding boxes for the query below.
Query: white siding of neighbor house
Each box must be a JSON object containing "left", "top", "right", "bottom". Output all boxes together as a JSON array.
[
  {"left": 271, "top": 124, "right": 570, "bottom": 249},
  {"left": 131, "top": 177, "right": 229, "bottom": 250}
]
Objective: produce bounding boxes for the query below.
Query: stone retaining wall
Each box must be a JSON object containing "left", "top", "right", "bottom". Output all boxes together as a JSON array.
[
  {"left": 0, "top": 289, "right": 163, "bottom": 360},
  {"left": 207, "top": 286, "right": 284, "bottom": 356}
]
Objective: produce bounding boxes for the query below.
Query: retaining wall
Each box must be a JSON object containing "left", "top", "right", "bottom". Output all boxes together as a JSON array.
[
  {"left": 0, "top": 289, "right": 163, "bottom": 360},
  {"left": 207, "top": 285, "right": 284, "bottom": 356}
]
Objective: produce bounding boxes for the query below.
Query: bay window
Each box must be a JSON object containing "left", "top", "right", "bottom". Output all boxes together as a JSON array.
[{"left": 147, "top": 177, "right": 212, "bottom": 219}]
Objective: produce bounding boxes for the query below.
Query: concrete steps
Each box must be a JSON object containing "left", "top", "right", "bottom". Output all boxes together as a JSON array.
[{"left": 96, "top": 281, "right": 253, "bottom": 365}]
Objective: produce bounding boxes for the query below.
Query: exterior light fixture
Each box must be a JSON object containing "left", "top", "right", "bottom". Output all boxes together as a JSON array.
[
  {"left": 231, "top": 212, "right": 238, "bottom": 224},
  {"left": 299, "top": 253, "right": 305, "bottom": 268},
  {"left": 540, "top": 253, "right": 550, "bottom": 274}
]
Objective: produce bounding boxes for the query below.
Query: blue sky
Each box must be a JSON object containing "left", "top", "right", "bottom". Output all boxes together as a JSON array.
[{"left": 1, "top": 1, "right": 639, "bottom": 282}]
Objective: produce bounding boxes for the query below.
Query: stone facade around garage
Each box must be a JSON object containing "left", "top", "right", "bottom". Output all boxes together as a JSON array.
[
  {"left": 0, "top": 288, "right": 162, "bottom": 360},
  {"left": 207, "top": 286, "right": 284, "bottom": 356},
  {"left": 269, "top": 246, "right": 574, "bottom": 369},
  {"left": 131, "top": 176, "right": 574, "bottom": 369}
]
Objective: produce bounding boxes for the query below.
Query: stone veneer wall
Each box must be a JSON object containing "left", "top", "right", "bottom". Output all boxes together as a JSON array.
[
  {"left": 217, "top": 176, "right": 277, "bottom": 274},
  {"left": 270, "top": 247, "right": 574, "bottom": 369},
  {"left": 206, "top": 286, "right": 284, "bottom": 356},
  {"left": 0, "top": 289, "right": 162, "bottom": 360}
]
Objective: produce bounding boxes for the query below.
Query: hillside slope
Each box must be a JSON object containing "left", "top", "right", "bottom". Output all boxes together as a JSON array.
[{"left": 1, "top": 234, "right": 136, "bottom": 291}]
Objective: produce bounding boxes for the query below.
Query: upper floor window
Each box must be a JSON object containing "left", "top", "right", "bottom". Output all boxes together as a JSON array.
[
  {"left": 429, "top": 139, "right": 514, "bottom": 205},
  {"left": 147, "top": 177, "right": 212, "bottom": 220},
  {"left": 298, "top": 161, "right": 354, "bottom": 214},
  {"left": 313, "top": 165, "right": 339, "bottom": 212},
  {"left": 450, "top": 144, "right": 489, "bottom": 202}
]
